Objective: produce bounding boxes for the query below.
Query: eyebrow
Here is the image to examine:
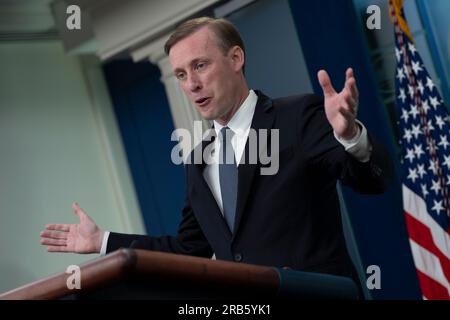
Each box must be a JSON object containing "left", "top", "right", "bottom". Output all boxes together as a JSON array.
[{"left": 173, "top": 57, "right": 209, "bottom": 74}]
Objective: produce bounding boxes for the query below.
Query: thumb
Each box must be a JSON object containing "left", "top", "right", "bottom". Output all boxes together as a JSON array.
[
  {"left": 72, "top": 202, "right": 87, "bottom": 221},
  {"left": 317, "top": 69, "right": 336, "bottom": 98}
]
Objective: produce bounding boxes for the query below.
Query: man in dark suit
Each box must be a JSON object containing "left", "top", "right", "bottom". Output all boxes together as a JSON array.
[{"left": 40, "top": 17, "right": 393, "bottom": 290}]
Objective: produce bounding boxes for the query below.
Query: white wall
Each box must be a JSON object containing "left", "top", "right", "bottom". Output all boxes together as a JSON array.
[{"left": 0, "top": 40, "right": 144, "bottom": 292}]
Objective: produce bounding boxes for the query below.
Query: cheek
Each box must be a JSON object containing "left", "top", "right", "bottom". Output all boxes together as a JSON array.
[
  {"left": 179, "top": 81, "right": 188, "bottom": 93},
  {"left": 209, "top": 73, "right": 228, "bottom": 94},
  {"left": 201, "top": 72, "right": 215, "bottom": 87}
]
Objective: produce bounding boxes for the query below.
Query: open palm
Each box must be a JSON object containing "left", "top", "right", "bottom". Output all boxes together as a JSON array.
[
  {"left": 40, "top": 202, "right": 104, "bottom": 254},
  {"left": 318, "top": 68, "right": 359, "bottom": 140}
]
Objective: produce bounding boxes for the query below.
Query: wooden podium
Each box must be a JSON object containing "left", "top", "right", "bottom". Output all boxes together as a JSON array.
[{"left": 0, "top": 249, "right": 359, "bottom": 300}]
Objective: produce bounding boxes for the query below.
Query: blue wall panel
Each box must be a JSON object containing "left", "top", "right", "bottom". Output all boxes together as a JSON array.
[{"left": 103, "top": 60, "right": 184, "bottom": 237}]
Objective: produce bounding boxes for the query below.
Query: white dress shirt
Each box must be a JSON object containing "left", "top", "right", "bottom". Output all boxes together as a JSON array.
[
  {"left": 100, "top": 89, "right": 371, "bottom": 255},
  {"left": 202, "top": 90, "right": 258, "bottom": 214}
]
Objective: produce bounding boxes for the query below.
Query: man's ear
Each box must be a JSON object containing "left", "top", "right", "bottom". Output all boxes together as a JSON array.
[{"left": 229, "top": 46, "right": 245, "bottom": 72}]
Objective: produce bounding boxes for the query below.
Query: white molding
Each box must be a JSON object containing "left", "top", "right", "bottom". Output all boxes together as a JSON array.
[
  {"left": 131, "top": 33, "right": 170, "bottom": 63},
  {"left": 88, "top": 0, "right": 221, "bottom": 60},
  {"left": 50, "top": 0, "right": 221, "bottom": 59}
]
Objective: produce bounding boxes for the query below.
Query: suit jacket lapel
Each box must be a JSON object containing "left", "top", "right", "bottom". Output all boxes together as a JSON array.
[
  {"left": 191, "top": 130, "right": 233, "bottom": 241},
  {"left": 232, "top": 91, "right": 275, "bottom": 241},
  {"left": 189, "top": 92, "right": 275, "bottom": 243}
]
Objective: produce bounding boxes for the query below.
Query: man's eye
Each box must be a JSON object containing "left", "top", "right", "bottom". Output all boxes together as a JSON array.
[
  {"left": 196, "top": 62, "right": 206, "bottom": 70},
  {"left": 176, "top": 73, "right": 186, "bottom": 80}
]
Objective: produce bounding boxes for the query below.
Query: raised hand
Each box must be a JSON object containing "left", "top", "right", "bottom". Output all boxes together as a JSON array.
[
  {"left": 317, "top": 68, "right": 359, "bottom": 140},
  {"left": 40, "top": 202, "right": 104, "bottom": 254}
]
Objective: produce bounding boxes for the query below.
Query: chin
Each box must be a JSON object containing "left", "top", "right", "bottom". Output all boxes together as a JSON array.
[
  {"left": 197, "top": 108, "right": 217, "bottom": 121},
  {"left": 196, "top": 112, "right": 211, "bottom": 121}
]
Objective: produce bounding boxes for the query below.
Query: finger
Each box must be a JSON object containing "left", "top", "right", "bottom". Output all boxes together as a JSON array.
[
  {"left": 348, "top": 96, "right": 357, "bottom": 110},
  {"left": 40, "top": 238, "right": 67, "bottom": 246},
  {"left": 340, "top": 104, "right": 357, "bottom": 119},
  {"left": 72, "top": 202, "right": 87, "bottom": 219},
  {"left": 338, "top": 106, "right": 356, "bottom": 120},
  {"left": 342, "top": 91, "right": 357, "bottom": 110},
  {"left": 345, "top": 78, "right": 359, "bottom": 100},
  {"left": 45, "top": 224, "right": 70, "bottom": 232},
  {"left": 317, "top": 70, "right": 336, "bottom": 97},
  {"left": 345, "top": 73, "right": 359, "bottom": 100},
  {"left": 346, "top": 68, "right": 353, "bottom": 81},
  {"left": 72, "top": 202, "right": 81, "bottom": 214},
  {"left": 40, "top": 230, "right": 68, "bottom": 240}
]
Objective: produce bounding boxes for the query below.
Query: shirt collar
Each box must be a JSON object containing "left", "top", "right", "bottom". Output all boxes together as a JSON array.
[{"left": 213, "top": 90, "right": 258, "bottom": 137}]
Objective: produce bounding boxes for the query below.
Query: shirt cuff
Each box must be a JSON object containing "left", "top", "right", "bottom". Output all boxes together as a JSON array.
[
  {"left": 99, "top": 231, "right": 110, "bottom": 256},
  {"left": 334, "top": 120, "right": 372, "bottom": 163}
]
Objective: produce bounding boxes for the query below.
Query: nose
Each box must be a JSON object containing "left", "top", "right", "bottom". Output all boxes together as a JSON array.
[{"left": 187, "top": 72, "right": 202, "bottom": 93}]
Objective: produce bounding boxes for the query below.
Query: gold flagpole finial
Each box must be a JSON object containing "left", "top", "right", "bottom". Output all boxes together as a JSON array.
[{"left": 390, "top": 0, "right": 414, "bottom": 43}]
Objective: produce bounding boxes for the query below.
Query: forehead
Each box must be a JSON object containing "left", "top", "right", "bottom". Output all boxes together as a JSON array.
[{"left": 169, "top": 27, "right": 221, "bottom": 69}]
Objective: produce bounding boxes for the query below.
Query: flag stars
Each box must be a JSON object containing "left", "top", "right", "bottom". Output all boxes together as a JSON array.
[
  {"left": 417, "top": 164, "right": 426, "bottom": 178},
  {"left": 395, "top": 47, "right": 402, "bottom": 62},
  {"left": 431, "top": 199, "right": 444, "bottom": 215},
  {"left": 401, "top": 108, "right": 410, "bottom": 123},
  {"left": 428, "top": 159, "right": 438, "bottom": 175},
  {"left": 403, "top": 128, "right": 413, "bottom": 143},
  {"left": 409, "top": 104, "right": 419, "bottom": 119},
  {"left": 430, "top": 96, "right": 440, "bottom": 110},
  {"left": 438, "top": 135, "right": 449, "bottom": 150},
  {"left": 422, "top": 100, "right": 430, "bottom": 114},
  {"left": 405, "top": 148, "right": 415, "bottom": 163},
  {"left": 430, "top": 179, "right": 441, "bottom": 195},
  {"left": 411, "top": 124, "right": 422, "bottom": 139},
  {"left": 411, "top": 60, "right": 423, "bottom": 75},
  {"left": 426, "top": 77, "right": 435, "bottom": 92},
  {"left": 407, "top": 168, "right": 418, "bottom": 183},
  {"left": 397, "top": 67, "right": 406, "bottom": 82},
  {"left": 398, "top": 89, "right": 407, "bottom": 103},
  {"left": 414, "top": 144, "right": 424, "bottom": 159},
  {"left": 421, "top": 183, "right": 429, "bottom": 198},
  {"left": 408, "top": 85, "right": 415, "bottom": 99},
  {"left": 443, "top": 155, "right": 450, "bottom": 169},
  {"left": 417, "top": 80, "right": 425, "bottom": 95},
  {"left": 426, "top": 119, "right": 434, "bottom": 132},
  {"left": 408, "top": 43, "right": 417, "bottom": 56},
  {"left": 395, "top": 40, "right": 450, "bottom": 219},
  {"left": 435, "top": 115, "right": 445, "bottom": 129}
]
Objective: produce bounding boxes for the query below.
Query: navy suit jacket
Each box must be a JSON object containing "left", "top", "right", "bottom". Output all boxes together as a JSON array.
[{"left": 107, "top": 91, "right": 393, "bottom": 286}]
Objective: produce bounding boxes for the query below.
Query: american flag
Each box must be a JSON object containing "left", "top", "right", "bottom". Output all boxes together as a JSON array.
[{"left": 389, "top": 0, "right": 450, "bottom": 299}]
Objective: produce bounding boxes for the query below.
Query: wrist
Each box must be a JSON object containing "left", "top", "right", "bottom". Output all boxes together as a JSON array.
[
  {"left": 341, "top": 123, "right": 359, "bottom": 141},
  {"left": 95, "top": 229, "right": 105, "bottom": 253}
]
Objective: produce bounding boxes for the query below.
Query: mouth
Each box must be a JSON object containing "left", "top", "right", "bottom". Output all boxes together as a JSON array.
[{"left": 195, "top": 97, "right": 212, "bottom": 108}]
